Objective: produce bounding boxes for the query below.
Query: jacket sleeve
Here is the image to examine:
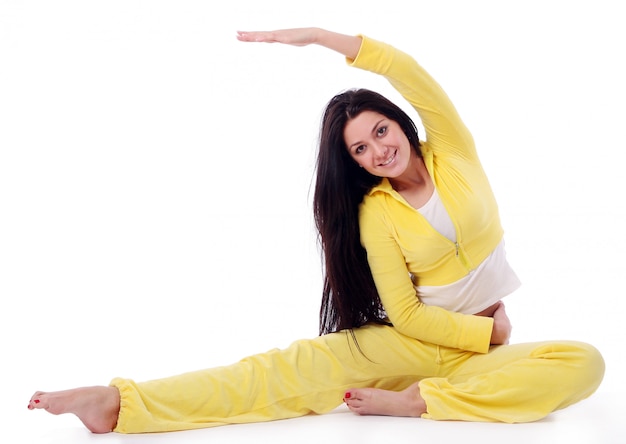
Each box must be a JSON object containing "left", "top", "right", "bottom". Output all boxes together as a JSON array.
[
  {"left": 348, "top": 35, "right": 479, "bottom": 162},
  {"left": 359, "top": 200, "right": 493, "bottom": 353},
  {"left": 352, "top": 36, "right": 493, "bottom": 353}
]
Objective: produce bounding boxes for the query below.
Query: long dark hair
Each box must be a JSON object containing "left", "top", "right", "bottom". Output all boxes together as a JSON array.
[{"left": 314, "top": 88, "right": 421, "bottom": 336}]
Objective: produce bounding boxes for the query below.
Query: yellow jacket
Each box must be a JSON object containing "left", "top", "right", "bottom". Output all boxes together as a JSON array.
[{"left": 352, "top": 36, "right": 503, "bottom": 353}]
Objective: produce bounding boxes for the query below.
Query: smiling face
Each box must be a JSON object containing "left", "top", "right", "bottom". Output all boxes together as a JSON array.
[{"left": 343, "top": 110, "right": 416, "bottom": 179}]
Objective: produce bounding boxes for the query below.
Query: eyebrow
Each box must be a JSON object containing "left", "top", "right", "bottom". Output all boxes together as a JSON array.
[{"left": 348, "top": 118, "right": 386, "bottom": 150}]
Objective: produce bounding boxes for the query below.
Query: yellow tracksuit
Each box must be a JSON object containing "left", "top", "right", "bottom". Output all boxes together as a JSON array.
[
  {"left": 112, "top": 328, "right": 603, "bottom": 433},
  {"left": 110, "top": 36, "right": 605, "bottom": 433}
]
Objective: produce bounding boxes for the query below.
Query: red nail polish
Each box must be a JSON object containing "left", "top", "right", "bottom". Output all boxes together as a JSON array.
[
  {"left": 345, "top": 392, "right": 351, "bottom": 399},
  {"left": 34, "top": 400, "right": 40, "bottom": 404}
]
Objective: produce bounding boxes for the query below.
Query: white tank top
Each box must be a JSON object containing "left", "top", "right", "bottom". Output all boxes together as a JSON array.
[{"left": 416, "top": 189, "right": 521, "bottom": 314}]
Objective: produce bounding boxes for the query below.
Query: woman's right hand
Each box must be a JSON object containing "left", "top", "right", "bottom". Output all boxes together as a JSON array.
[
  {"left": 490, "top": 301, "right": 512, "bottom": 345},
  {"left": 237, "top": 28, "right": 362, "bottom": 60},
  {"left": 236, "top": 28, "right": 321, "bottom": 47}
]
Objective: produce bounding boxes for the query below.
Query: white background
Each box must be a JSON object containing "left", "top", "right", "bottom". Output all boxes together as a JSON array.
[{"left": 1, "top": 0, "right": 624, "bottom": 442}]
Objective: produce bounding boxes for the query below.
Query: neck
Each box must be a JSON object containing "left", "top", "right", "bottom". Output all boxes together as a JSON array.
[{"left": 388, "top": 154, "right": 430, "bottom": 192}]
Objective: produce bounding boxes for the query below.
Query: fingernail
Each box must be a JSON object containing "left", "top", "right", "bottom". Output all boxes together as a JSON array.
[
  {"left": 34, "top": 400, "right": 40, "bottom": 404},
  {"left": 345, "top": 392, "right": 351, "bottom": 399}
]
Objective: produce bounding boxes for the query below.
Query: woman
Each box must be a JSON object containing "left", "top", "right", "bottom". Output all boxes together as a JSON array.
[{"left": 27, "top": 28, "right": 604, "bottom": 433}]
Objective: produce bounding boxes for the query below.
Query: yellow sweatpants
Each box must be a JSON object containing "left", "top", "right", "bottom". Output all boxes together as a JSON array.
[{"left": 110, "top": 324, "right": 604, "bottom": 433}]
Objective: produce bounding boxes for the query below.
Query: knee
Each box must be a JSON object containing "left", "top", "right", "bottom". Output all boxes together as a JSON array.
[
  {"left": 577, "top": 341, "right": 605, "bottom": 386},
  {"left": 554, "top": 341, "right": 605, "bottom": 395}
]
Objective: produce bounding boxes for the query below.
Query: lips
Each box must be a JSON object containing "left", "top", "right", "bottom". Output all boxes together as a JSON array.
[{"left": 380, "top": 150, "right": 397, "bottom": 166}]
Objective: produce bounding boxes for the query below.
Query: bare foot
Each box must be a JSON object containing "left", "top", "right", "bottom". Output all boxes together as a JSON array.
[
  {"left": 28, "top": 386, "right": 120, "bottom": 434},
  {"left": 344, "top": 382, "right": 426, "bottom": 417}
]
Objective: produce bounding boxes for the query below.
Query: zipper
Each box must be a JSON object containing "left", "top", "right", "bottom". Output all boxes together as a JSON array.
[
  {"left": 388, "top": 183, "right": 471, "bottom": 271},
  {"left": 454, "top": 240, "right": 473, "bottom": 271}
]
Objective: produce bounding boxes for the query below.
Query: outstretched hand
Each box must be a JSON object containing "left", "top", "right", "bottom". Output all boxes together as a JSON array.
[
  {"left": 236, "top": 28, "right": 320, "bottom": 47},
  {"left": 236, "top": 28, "right": 362, "bottom": 59}
]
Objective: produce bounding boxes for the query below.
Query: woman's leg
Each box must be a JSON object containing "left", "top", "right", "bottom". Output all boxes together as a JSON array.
[
  {"left": 30, "top": 324, "right": 444, "bottom": 434},
  {"left": 346, "top": 340, "right": 605, "bottom": 423}
]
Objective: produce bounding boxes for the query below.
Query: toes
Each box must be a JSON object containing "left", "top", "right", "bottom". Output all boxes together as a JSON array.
[
  {"left": 28, "top": 399, "right": 41, "bottom": 410},
  {"left": 344, "top": 389, "right": 366, "bottom": 401},
  {"left": 344, "top": 400, "right": 359, "bottom": 413},
  {"left": 28, "top": 391, "right": 47, "bottom": 410},
  {"left": 30, "top": 391, "right": 45, "bottom": 401},
  {"left": 345, "top": 399, "right": 368, "bottom": 416},
  {"left": 344, "top": 390, "right": 367, "bottom": 414}
]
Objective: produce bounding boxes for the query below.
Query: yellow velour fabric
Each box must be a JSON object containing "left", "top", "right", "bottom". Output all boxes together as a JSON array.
[
  {"left": 420, "top": 340, "right": 605, "bottom": 423},
  {"left": 352, "top": 36, "right": 502, "bottom": 353},
  {"left": 111, "top": 325, "right": 604, "bottom": 433}
]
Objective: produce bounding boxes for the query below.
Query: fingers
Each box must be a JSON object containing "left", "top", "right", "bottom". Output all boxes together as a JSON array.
[
  {"left": 236, "top": 28, "right": 317, "bottom": 47},
  {"left": 494, "top": 301, "right": 508, "bottom": 317},
  {"left": 236, "top": 31, "right": 272, "bottom": 43},
  {"left": 236, "top": 30, "right": 287, "bottom": 44}
]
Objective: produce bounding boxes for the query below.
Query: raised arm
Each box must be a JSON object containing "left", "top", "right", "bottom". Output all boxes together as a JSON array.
[
  {"left": 237, "top": 28, "right": 362, "bottom": 60},
  {"left": 238, "top": 27, "right": 502, "bottom": 353}
]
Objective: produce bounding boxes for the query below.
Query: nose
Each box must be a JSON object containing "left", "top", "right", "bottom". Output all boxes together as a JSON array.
[{"left": 373, "top": 142, "right": 388, "bottom": 160}]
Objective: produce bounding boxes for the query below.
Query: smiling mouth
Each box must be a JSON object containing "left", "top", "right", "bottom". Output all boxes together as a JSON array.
[{"left": 380, "top": 150, "right": 397, "bottom": 166}]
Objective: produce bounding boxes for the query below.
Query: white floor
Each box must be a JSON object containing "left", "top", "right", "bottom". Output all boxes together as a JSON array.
[{"left": 18, "top": 390, "right": 623, "bottom": 444}]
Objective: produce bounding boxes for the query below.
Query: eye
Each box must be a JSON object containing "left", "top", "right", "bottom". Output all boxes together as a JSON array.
[
  {"left": 376, "top": 126, "right": 387, "bottom": 137},
  {"left": 354, "top": 144, "right": 366, "bottom": 155}
]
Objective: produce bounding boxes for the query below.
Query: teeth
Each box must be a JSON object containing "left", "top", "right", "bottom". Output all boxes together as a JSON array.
[{"left": 381, "top": 151, "right": 396, "bottom": 166}]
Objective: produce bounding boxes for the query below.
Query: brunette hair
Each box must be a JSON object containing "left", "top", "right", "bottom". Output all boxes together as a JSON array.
[{"left": 314, "top": 88, "right": 421, "bottom": 335}]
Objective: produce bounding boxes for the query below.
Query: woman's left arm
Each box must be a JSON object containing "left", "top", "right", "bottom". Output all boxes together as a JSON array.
[{"left": 360, "top": 205, "right": 494, "bottom": 353}]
